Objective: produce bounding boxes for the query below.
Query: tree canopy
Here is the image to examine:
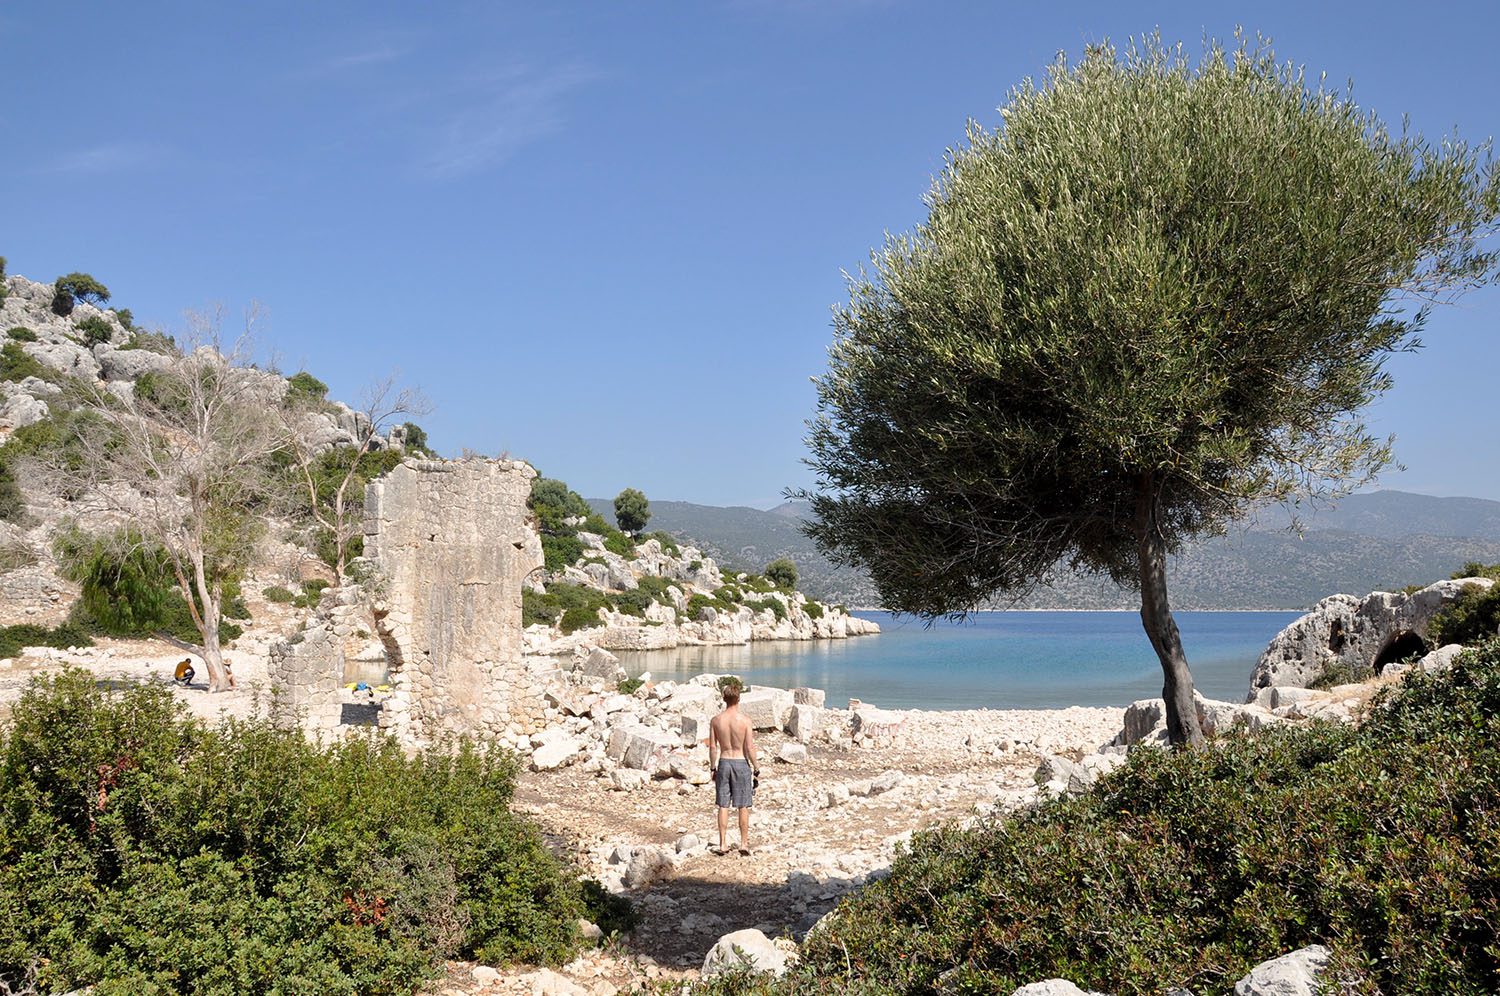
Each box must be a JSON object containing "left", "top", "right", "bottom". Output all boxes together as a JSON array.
[
  {"left": 798, "top": 37, "right": 1499, "bottom": 744},
  {"left": 614, "top": 487, "right": 651, "bottom": 534},
  {"left": 765, "top": 557, "right": 799, "bottom": 590}
]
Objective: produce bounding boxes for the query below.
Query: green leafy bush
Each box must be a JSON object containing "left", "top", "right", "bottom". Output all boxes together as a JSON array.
[
  {"left": 616, "top": 677, "right": 644, "bottom": 695},
  {"left": 804, "top": 600, "right": 825, "bottom": 620},
  {"left": 529, "top": 478, "right": 591, "bottom": 534},
  {"left": 53, "top": 527, "right": 246, "bottom": 645},
  {"left": 744, "top": 596, "right": 787, "bottom": 622},
  {"left": 112, "top": 307, "right": 136, "bottom": 331},
  {"left": 611, "top": 588, "right": 654, "bottom": 617},
  {"left": 522, "top": 588, "right": 563, "bottom": 627},
  {"left": 121, "top": 330, "right": 178, "bottom": 354},
  {"left": 291, "top": 578, "right": 331, "bottom": 609},
  {"left": 400, "top": 421, "right": 430, "bottom": 454},
  {"left": 687, "top": 591, "right": 740, "bottom": 620},
  {"left": 727, "top": 642, "right": 1500, "bottom": 996},
  {"left": 0, "top": 622, "right": 94, "bottom": 659},
  {"left": 75, "top": 315, "right": 114, "bottom": 346},
  {"left": 714, "top": 583, "right": 743, "bottom": 604},
  {"left": 0, "top": 672, "right": 584, "bottom": 994},
  {"left": 559, "top": 605, "right": 602, "bottom": 634},
  {"left": 541, "top": 533, "right": 585, "bottom": 572},
  {"left": 579, "top": 880, "right": 639, "bottom": 937},
  {"left": 0, "top": 463, "right": 22, "bottom": 524},
  {"left": 263, "top": 585, "right": 295, "bottom": 604},
  {"left": 603, "top": 530, "right": 635, "bottom": 558},
  {"left": 1430, "top": 571, "right": 1500, "bottom": 647},
  {"left": 765, "top": 557, "right": 798, "bottom": 589},
  {"left": 286, "top": 370, "right": 329, "bottom": 403},
  {"left": 5, "top": 327, "right": 36, "bottom": 342},
  {"left": 0, "top": 342, "right": 49, "bottom": 383}
]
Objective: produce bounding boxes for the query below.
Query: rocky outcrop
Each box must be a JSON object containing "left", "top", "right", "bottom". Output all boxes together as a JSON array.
[
  {"left": 1233, "top": 944, "right": 1331, "bottom": 996},
  {"left": 1247, "top": 578, "right": 1491, "bottom": 700},
  {"left": 1116, "top": 693, "right": 1285, "bottom": 747},
  {"left": 701, "top": 928, "right": 794, "bottom": 978}
]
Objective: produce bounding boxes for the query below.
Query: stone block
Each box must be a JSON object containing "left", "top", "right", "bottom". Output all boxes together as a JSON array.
[
  {"left": 785, "top": 703, "right": 826, "bottom": 743},
  {"left": 680, "top": 712, "right": 712, "bottom": 742},
  {"left": 852, "top": 706, "right": 906, "bottom": 740},
  {"left": 622, "top": 727, "right": 681, "bottom": 772},
  {"left": 739, "top": 688, "right": 793, "bottom": 731},
  {"left": 792, "top": 687, "right": 826, "bottom": 707}
]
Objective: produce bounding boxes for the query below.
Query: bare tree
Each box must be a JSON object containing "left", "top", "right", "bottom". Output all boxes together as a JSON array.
[
  {"left": 65, "top": 307, "right": 290, "bottom": 692},
  {"left": 283, "top": 375, "right": 430, "bottom": 580}
]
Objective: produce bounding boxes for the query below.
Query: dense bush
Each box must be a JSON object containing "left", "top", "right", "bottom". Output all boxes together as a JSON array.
[
  {"left": 262, "top": 585, "right": 295, "bottom": 604},
  {"left": 541, "top": 533, "right": 585, "bottom": 573},
  {"left": 53, "top": 527, "right": 246, "bottom": 645},
  {"left": 0, "top": 622, "right": 94, "bottom": 659},
  {"left": 75, "top": 315, "right": 114, "bottom": 346},
  {"left": 0, "top": 673, "right": 584, "bottom": 994},
  {"left": 0, "top": 462, "right": 22, "bottom": 523},
  {"left": 112, "top": 307, "right": 136, "bottom": 331},
  {"left": 121, "top": 330, "right": 178, "bottom": 355},
  {"left": 525, "top": 582, "right": 611, "bottom": 632},
  {"left": 5, "top": 327, "right": 36, "bottom": 342},
  {"left": 744, "top": 596, "right": 787, "bottom": 622},
  {"left": 286, "top": 370, "right": 329, "bottom": 403},
  {"left": 0, "top": 341, "right": 50, "bottom": 383},
  {"left": 50, "top": 272, "right": 111, "bottom": 317},
  {"left": 529, "top": 477, "right": 591, "bottom": 533},
  {"left": 1431, "top": 567, "right": 1500, "bottom": 647},
  {"left": 803, "top": 600, "right": 825, "bottom": 620},
  {"left": 765, "top": 557, "right": 798, "bottom": 589},
  {"left": 603, "top": 530, "right": 635, "bottom": 558},
  {"left": 717, "top": 642, "right": 1500, "bottom": 996},
  {"left": 559, "top": 605, "right": 602, "bottom": 633},
  {"left": 400, "top": 421, "right": 430, "bottom": 454}
]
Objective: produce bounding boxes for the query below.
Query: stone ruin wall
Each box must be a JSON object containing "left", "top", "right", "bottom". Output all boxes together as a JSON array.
[{"left": 269, "top": 458, "right": 551, "bottom": 747}]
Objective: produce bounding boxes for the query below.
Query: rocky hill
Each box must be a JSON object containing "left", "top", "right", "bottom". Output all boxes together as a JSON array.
[{"left": 613, "top": 494, "right": 1500, "bottom": 610}]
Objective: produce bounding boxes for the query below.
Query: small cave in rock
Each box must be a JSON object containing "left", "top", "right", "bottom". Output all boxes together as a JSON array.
[
  {"left": 1373, "top": 630, "right": 1428, "bottom": 674},
  {"left": 1328, "top": 619, "right": 1346, "bottom": 653}
]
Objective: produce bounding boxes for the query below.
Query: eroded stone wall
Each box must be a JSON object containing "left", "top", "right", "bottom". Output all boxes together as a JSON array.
[{"left": 364, "top": 458, "right": 546, "bottom": 747}]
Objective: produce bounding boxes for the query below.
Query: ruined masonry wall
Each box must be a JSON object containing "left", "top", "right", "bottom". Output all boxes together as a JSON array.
[{"left": 365, "top": 458, "right": 547, "bottom": 747}]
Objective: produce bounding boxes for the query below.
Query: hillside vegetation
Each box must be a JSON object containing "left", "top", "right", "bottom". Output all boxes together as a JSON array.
[{"left": 618, "top": 495, "right": 1500, "bottom": 609}]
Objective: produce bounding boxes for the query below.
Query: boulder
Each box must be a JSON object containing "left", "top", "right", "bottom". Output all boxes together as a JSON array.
[
  {"left": 680, "top": 712, "right": 712, "bottom": 742},
  {"left": 1034, "top": 755, "right": 1093, "bottom": 796},
  {"left": 606, "top": 724, "right": 643, "bottom": 761},
  {"left": 662, "top": 683, "right": 719, "bottom": 713},
  {"left": 1233, "top": 945, "right": 1331, "bottom": 996},
  {"left": 668, "top": 751, "right": 712, "bottom": 784},
  {"left": 786, "top": 703, "right": 827, "bottom": 743},
  {"left": 96, "top": 343, "right": 173, "bottom": 382},
  {"left": 22, "top": 340, "right": 101, "bottom": 381},
  {"left": 1119, "top": 698, "right": 1164, "bottom": 745},
  {"left": 852, "top": 706, "right": 907, "bottom": 740},
  {"left": 777, "top": 742, "right": 808, "bottom": 764},
  {"left": 1010, "top": 982, "right": 1110, "bottom": 996},
  {"left": 609, "top": 768, "right": 648, "bottom": 792},
  {"left": 577, "top": 646, "right": 625, "bottom": 681},
  {"left": 530, "top": 737, "right": 583, "bottom": 771},
  {"left": 792, "top": 686, "right": 826, "bottom": 707},
  {"left": 621, "top": 727, "right": 681, "bottom": 772},
  {"left": 525, "top": 967, "right": 588, "bottom": 996},
  {"left": 701, "top": 928, "right": 792, "bottom": 978},
  {"left": 867, "top": 769, "right": 904, "bottom": 795},
  {"left": 739, "top": 688, "right": 793, "bottom": 730},
  {"left": 623, "top": 845, "right": 674, "bottom": 888},
  {"left": 1248, "top": 580, "right": 1490, "bottom": 699}
]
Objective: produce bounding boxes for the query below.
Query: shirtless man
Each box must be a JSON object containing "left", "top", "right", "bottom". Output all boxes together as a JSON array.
[{"left": 708, "top": 684, "right": 760, "bottom": 856}]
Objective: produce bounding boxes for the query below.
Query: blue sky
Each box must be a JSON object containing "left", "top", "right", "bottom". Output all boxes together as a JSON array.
[{"left": 3, "top": 1, "right": 1496, "bottom": 507}]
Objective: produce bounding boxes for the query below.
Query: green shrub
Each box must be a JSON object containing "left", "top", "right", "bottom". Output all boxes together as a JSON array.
[
  {"left": 541, "top": 533, "right": 584, "bottom": 572},
  {"left": 522, "top": 588, "right": 563, "bottom": 627},
  {"left": 75, "top": 315, "right": 114, "bottom": 347},
  {"left": 714, "top": 583, "right": 743, "bottom": 604},
  {"left": 1430, "top": 577, "right": 1500, "bottom": 647},
  {"left": 744, "top": 596, "right": 787, "bottom": 622},
  {"left": 617, "top": 677, "right": 644, "bottom": 695},
  {"left": 804, "top": 600, "right": 824, "bottom": 620},
  {"left": 0, "top": 342, "right": 49, "bottom": 383},
  {"left": 528, "top": 478, "right": 591, "bottom": 534},
  {"left": 4, "top": 327, "right": 36, "bottom": 342},
  {"left": 611, "top": 588, "right": 653, "bottom": 617},
  {"left": 0, "top": 462, "right": 22, "bottom": 524},
  {"left": 579, "top": 880, "right": 639, "bottom": 937},
  {"left": 53, "top": 527, "right": 246, "bottom": 645},
  {"left": 113, "top": 307, "right": 136, "bottom": 331},
  {"left": 687, "top": 591, "right": 740, "bottom": 620},
  {"left": 730, "top": 642, "right": 1500, "bottom": 996},
  {"left": 688, "top": 559, "right": 702, "bottom": 571},
  {"left": 765, "top": 557, "right": 798, "bottom": 589},
  {"left": 559, "top": 606, "right": 602, "bottom": 634},
  {"left": 286, "top": 370, "right": 329, "bottom": 403},
  {"left": 603, "top": 530, "right": 635, "bottom": 558},
  {"left": 0, "top": 622, "right": 94, "bottom": 659},
  {"left": 263, "top": 585, "right": 295, "bottom": 604},
  {"left": 400, "top": 421, "right": 430, "bottom": 454},
  {"left": 0, "top": 672, "right": 584, "bottom": 993}
]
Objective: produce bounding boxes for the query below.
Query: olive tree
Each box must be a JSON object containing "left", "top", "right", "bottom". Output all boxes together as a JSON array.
[{"left": 798, "top": 38, "right": 1498, "bottom": 745}]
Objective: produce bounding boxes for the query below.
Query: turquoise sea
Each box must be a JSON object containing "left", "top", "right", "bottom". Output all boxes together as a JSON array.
[{"left": 617, "top": 610, "right": 1302, "bottom": 711}]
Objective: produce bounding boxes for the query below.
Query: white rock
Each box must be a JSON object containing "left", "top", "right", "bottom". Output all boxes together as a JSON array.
[
  {"left": 1234, "top": 944, "right": 1331, "bottom": 996},
  {"left": 622, "top": 728, "right": 681, "bottom": 772},
  {"left": 867, "top": 769, "right": 904, "bottom": 795},
  {"left": 777, "top": 742, "right": 808, "bottom": 764},
  {"left": 471, "top": 965, "right": 502, "bottom": 984},
  {"left": 529, "top": 967, "right": 589, "bottom": 996},
  {"left": 852, "top": 706, "right": 907, "bottom": 740},
  {"left": 739, "top": 688, "right": 793, "bottom": 730},
  {"left": 701, "top": 928, "right": 792, "bottom": 978},
  {"left": 530, "top": 737, "right": 583, "bottom": 771},
  {"left": 1010, "top": 981, "right": 1110, "bottom": 996},
  {"left": 623, "top": 846, "right": 674, "bottom": 889},
  {"left": 786, "top": 703, "right": 827, "bottom": 743},
  {"left": 609, "top": 769, "right": 648, "bottom": 792}
]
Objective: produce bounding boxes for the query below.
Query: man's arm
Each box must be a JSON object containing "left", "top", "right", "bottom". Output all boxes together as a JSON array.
[
  {"left": 745, "top": 723, "right": 758, "bottom": 772},
  {"left": 708, "top": 719, "right": 719, "bottom": 772}
]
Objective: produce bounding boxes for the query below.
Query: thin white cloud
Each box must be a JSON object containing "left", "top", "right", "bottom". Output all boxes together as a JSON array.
[
  {"left": 53, "top": 141, "right": 163, "bottom": 174},
  {"left": 325, "top": 45, "right": 404, "bottom": 71},
  {"left": 419, "top": 63, "right": 598, "bottom": 179}
]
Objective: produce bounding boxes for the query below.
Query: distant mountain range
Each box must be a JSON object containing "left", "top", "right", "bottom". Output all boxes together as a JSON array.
[{"left": 589, "top": 491, "right": 1500, "bottom": 611}]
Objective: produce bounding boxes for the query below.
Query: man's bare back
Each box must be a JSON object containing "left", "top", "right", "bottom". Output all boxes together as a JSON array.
[
  {"left": 709, "top": 710, "right": 752, "bottom": 759},
  {"left": 708, "top": 692, "right": 758, "bottom": 855}
]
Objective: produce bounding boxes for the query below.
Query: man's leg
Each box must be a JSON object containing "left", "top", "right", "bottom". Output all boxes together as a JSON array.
[
  {"left": 737, "top": 806, "right": 751, "bottom": 854},
  {"left": 717, "top": 805, "right": 728, "bottom": 854}
]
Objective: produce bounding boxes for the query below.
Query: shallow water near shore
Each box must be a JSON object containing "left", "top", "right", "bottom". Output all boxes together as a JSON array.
[{"left": 617, "top": 610, "right": 1302, "bottom": 710}]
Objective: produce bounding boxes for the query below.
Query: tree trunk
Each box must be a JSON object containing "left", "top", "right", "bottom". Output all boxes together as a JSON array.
[
  {"left": 1136, "top": 479, "right": 1204, "bottom": 747},
  {"left": 190, "top": 550, "right": 230, "bottom": 692}
]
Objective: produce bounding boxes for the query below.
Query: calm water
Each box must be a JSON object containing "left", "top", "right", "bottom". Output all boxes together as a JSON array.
[{"left": 616, "top": 610, "right": 1301, "bottom": 711}]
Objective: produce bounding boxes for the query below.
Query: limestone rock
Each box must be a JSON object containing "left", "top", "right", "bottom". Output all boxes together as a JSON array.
[
  {"left": 1034, "top": 755, "right": 1093, "bottom": 796},
  {"left": 777, "top": 742, "right": 808, "bottom": 764},
  {"left": 1010, "top": 982, "right": 1111, "bottom": 996},
  {"left": 1233, "top": 945, "right": 1331, "bottom": 996},
  {"left": 853, "top": 706, "right": 907, "bottom": 740},
  {"left": 609, "top": 768, "right": 648, "bottom": 792},
  {"left": 623, "top": 846, "right": 674, "bottom": 889},
  {"left": 701, "top": 928, "right": 792, "bottom": 978},
  {"left": 96, "top": 343, "right": 173, "bottom": 382},
  {"left": 1249, "top": 580, "right": 1490, "bottom": 699},
  {"left": 739, "top": 687, "right": 793, "bottom": 730},
  {"left": 792, "top": 686, "right": 826, "bottom": 707},
  {"left": 530, "top": 737, "right": 583, "bottom": 771},
  {"left": 622, "top": 728, "right": 680, "bottom": 772},
  {"left": 786, "top": 703, "right": 826, "bottom": 743}
]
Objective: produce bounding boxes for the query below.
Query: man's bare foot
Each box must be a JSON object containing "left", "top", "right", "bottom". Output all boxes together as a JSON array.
[{"left": 738, "top": 847, "right": 752, "bottom": 857}]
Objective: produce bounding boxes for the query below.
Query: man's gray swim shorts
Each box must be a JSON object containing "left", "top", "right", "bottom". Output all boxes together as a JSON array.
[{"left": 715, "top": 758, "right": 754, "bottom": 808}]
